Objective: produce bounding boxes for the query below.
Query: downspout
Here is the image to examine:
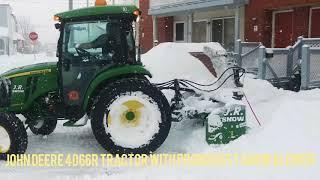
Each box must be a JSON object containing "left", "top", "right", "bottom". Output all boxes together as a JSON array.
[
  {"left": 152, "top": 16, "right": 158, "bottom": 46},
  {"left": 234, "top": 6, "right": 241, "bottom": 43},
  {"left": 187, "top": 13, "right": 193, "bottom": 43}
]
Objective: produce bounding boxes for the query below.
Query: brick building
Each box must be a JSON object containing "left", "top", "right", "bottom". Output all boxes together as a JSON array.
[
  {"left": 245, "top": 0, "right": 320, "bottom": 48},
  {"left": 139, "top": 0, "right": 320, "bottom": 53},
  {"left": 139, "top": 0, "right": 175, "bottom": 53},
  {"left": 139, "top": 0, "right": 247, "bottom": 53}
]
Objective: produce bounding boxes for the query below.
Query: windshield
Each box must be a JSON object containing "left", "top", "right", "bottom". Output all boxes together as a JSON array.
[{"left": 63, "top": 19, "right": 136, "bottom": 62}]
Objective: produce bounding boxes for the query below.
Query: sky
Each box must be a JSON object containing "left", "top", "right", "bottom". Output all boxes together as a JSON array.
[{"left": 0, "top": 0, "right": 137, "bottom": 44}]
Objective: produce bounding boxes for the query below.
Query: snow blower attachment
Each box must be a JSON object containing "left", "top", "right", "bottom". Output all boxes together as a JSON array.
[
  {"left": 206, "top": 104, "right": 246, "bottom": 144},
  {"left": 155, "top": 66, "right": 247, "bottom": 145}
]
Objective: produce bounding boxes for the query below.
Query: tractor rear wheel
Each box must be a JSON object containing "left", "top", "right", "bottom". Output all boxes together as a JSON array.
[
  {"left": 0, "top": 113, "right": 28, "bottom": 160},
  {"left": 91, "top": 78, "right": 172, "bottom": 154}
]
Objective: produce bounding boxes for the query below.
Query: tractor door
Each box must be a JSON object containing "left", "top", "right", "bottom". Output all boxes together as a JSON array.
[{"left": 59, "top": 20, "right": 122, "bottom": 116}]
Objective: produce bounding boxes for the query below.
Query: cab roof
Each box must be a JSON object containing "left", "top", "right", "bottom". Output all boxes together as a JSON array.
[{"left": 55, "top": 5, "right": 139, "bottom": 20}]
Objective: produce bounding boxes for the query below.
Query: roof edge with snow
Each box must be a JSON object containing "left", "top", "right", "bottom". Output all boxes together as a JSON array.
[{"left": 149, "top": 0, "right": 248, "bottom": 16}]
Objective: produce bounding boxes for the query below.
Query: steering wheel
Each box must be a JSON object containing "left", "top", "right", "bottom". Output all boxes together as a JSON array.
[{"left": 75, "top": 47, "right": 91, "bottom": 58}]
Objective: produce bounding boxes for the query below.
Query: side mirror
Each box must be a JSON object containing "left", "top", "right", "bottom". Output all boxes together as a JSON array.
[{"left": 55, "top": 23, "right": 61, "bottom": 30}]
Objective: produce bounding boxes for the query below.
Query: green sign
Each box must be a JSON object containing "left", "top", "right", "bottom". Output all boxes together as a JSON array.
[{"left": 206, "top": 104, "right": 247, "bottom": 145}]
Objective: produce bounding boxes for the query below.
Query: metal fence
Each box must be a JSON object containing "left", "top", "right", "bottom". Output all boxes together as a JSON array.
[
  {"left": 302, "top": 38, "right": 320, "bottom": 48},
  {"left": 266, "top": 49, "right": 291, "bottom": 80},
  {"left": 257, "top": 47, "right": 293, "bottom": 86},
  {"left": 235, "top": 37, "right": 320, "bottom": 90},
  {"left": 301, "top": 45, "right": 320, "bottom": 89},
  {"left": 234, "top": 40, "right": 261, "bottom": 74},
  {"left": 292, "top": 40, "right": 301, "bottom": 70}
]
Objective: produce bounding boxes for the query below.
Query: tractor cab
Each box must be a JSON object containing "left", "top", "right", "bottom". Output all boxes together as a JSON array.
[
  {"left": 54, "top": 5, "right": 143, "bottom": 120},
  {"left": 55, "top": 7, "right": 139, "bottom": 65}
]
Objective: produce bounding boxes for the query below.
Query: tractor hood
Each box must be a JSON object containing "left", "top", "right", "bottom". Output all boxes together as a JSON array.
[{"left": 1, "top": 62, "right": 57, "bottom": 79}]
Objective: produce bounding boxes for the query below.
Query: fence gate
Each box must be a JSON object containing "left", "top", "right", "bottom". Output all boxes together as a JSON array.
[{"left": 235, "top": 37, "right": 320, "bottom": 90}]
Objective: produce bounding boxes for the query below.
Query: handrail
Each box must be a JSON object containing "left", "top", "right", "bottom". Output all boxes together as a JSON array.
[
  {"left": 302, "top": 38, "right": 320, "bottom": 41},
  {"left": 241, "top": 44, "right": 261, "bottom": 58},
  {"left": 272, "top": 49, "right": 290, "bottom": 54},
  {"left": 309, "top": 47, "right": 320, "bottom": 51},
  {"left": 269, "top": 48, "right": 290, "bottom": 51},
  {"left": 241, "top": 42, "right": 261, "bottom": 45},
  {"left": 292, "top": 40, "right": 302, "bottom": 50}
]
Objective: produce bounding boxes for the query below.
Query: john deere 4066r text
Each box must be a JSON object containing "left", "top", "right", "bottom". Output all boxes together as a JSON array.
[{"left": 0, "top": 4, "right": 172, "bottom": 159}]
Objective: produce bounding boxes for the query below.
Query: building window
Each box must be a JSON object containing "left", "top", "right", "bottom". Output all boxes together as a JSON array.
[
  {"left": 0, "top": 39, "right": 5, "bottom": 55},
  {"left": 0, "top": 7, "right": 8, "bottom": 27},
  {"left": 175, "top": 22, "right": 184, "bottom": 41},
  {"left": 212, "top": 17, "right": 235, "bottom": 50},
  {"left": 212, "top": 19, "right": 223, "bottom": 44},
  {"left": 224, "top": 18, "right": 235, "bottom": 50},
  {"left": 192, "top": 21, "right": 207, "bottom": 43},
  {"left": 310, "top": 8, "right": 320, "bottom": 38}
]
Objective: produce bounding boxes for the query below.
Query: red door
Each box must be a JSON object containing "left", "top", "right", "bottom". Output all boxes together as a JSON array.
[
  {"left": 311, "top": 8, "right": 320, "bottom": 37},
  {"left": 274, "top": 11, "right": 293, "bottom": 48}
]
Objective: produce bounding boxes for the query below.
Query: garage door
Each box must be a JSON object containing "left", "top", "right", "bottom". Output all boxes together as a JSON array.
[
  {"left": 274, "top": 11, "right": 293, "bottom": 48},
  {"left": 311, "top": 8, "right": 320, "bottom": 37}
]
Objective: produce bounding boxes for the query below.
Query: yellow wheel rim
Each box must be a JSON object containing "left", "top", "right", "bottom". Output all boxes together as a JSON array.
[
  {"left": 104, "top": 92, "right": 162, "bottom": 148},
  {"left": 0, "top": 126, "right": 10, "bottom": 153},
  {"left": 108, "top": 100, "right": 144, "bottom": 127}
]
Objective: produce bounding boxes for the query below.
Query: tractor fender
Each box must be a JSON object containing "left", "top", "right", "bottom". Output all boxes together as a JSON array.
[{"left": 83, "top": 65, "right": 152, "bottom": 111}]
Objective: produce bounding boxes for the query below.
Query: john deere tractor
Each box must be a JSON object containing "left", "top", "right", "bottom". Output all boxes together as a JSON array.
[{"left": 0, "top": 4, "right": 172, "bottom": 159}]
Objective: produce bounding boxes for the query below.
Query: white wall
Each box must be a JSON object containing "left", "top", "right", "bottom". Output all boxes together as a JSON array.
[
  {"left": 0, "top": 4, "right": 16, "bottom": 55},
  {"left": 107, "top": 0, "right": 139, "bottom": 5},
  {"left": 173, "top": 6, "right": 245, "bottom": 43},
  {"left": 150, "top": 0, "right": 190, "bottom": 7}
]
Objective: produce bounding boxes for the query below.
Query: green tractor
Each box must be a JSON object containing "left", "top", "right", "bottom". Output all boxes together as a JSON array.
[{"left": 0, "top": 5, "right": 172, "bottom": 159}]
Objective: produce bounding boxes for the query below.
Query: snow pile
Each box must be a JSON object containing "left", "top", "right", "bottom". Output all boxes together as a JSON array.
[
  {"left": 142, "top": 42, "right": 240, "bottom": 125},
  {"left": 142, "top": 42, "right": 224, "bottom": 83},
  {"left": 203, "top": 45, "right": 229, "bottom": 76},
  {"left": 204, "top": 46, "right": 235, "bottom": 88},
  {"left": 0, "top": 53, "right": 57, "bottom": 74}
]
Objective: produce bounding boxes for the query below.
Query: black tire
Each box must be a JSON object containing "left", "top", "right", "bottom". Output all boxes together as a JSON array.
[
  {"left": 28, "top": 117, "right": 57, "bottom": 135},
  {"left": 0, "top": 113, "right": 28, "bottom": 160},
  {"left": 91, "top": 78, "right": 172, "bottom": 155}
]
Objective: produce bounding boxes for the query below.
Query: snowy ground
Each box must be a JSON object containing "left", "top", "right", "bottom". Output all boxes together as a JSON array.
[{"left": 0, "top": 44, "right": 319, "bottom": 179}]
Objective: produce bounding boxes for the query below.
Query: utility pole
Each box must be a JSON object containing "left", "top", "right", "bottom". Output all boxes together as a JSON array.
[
  {"left": 69, "top": 0, "right": 73, "bottom": 10},
  {"left": 87, "top": 0, "right": 89, "bottom": 7},
  {"left": 112, "top": 0, "right": 115, "bottom": 5}
]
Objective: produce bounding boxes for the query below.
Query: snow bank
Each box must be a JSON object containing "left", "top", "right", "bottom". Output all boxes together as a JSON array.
[
  {"left": 142, "top": 42, "right": 224, "bottom": 83},
  {"left": 0, "top": 53, "right": 57, "bottom": 74}
]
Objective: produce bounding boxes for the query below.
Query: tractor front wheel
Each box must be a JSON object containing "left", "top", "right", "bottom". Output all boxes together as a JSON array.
[
  {"left": 0, "top": 113, "right": 28, "bottom": 160},
  {"left": 91, "top": 78, "right": 172, "bottom": 154}
]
